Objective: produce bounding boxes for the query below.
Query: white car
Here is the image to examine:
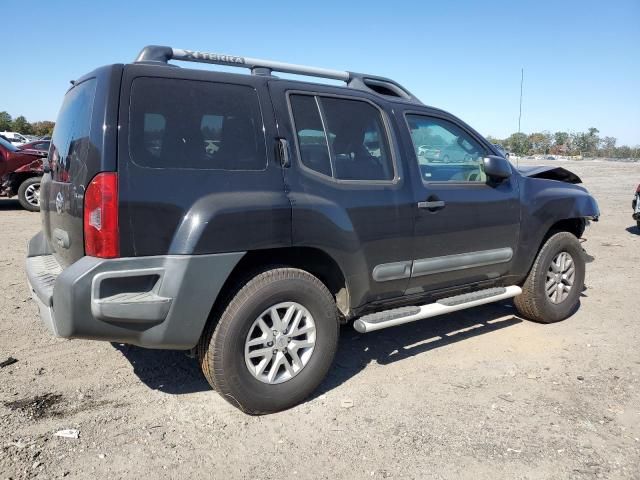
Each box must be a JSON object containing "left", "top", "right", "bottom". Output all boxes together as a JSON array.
[{"left": 0, "top": 131, "right": 29, "bottom": 146}]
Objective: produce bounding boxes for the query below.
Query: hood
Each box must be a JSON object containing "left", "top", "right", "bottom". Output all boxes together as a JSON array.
[
  {"left": 517, "top": 165, "right": 582, "bottom": 184},
  {"left": 0, "top": 151, "right": 43, "bottom": 178},
  {"left": 18, "top": 148, "right": 48, "bottom": 157}
]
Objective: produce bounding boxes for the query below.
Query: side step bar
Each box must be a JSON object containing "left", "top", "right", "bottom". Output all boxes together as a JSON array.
[{"left": 353, "top": 286, "right": 522, "bottom": 333}]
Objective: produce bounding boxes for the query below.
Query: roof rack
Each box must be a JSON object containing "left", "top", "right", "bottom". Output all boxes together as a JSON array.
[{"left": 134, "top": 45, "right": 422, "bottom": 104}]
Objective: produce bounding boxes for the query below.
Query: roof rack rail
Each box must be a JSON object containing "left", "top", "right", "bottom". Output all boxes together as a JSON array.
[{"left": 134, "top": 45, "right": 422, "bottom": 104}]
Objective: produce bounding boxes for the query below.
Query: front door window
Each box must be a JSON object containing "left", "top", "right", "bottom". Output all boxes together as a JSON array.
[{"left": 406, "top": 115, "right": 486, "bottom": 183}]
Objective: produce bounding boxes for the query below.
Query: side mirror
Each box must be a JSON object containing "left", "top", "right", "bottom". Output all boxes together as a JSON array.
[{"left": 483, "top": 155, "right": 512, "bottom": 180}]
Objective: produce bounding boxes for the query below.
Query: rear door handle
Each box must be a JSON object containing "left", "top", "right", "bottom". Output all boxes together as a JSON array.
[
  {"left": 276, "top": 138, "right": 291, "bottom": 168},
  {"left": 418, "top": 200, "right": 446, "bottom": 210}
]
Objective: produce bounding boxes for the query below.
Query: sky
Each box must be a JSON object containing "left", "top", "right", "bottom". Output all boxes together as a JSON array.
[{"left": 2, "top": 0, "right": 639, "bottom": 145}]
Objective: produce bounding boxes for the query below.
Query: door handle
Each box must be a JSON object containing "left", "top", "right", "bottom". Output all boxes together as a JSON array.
[
  {"left": 418, "top": 200, "right": 445, "bottom": 210},
  {"left": 276, "top": 138, "right": 291, "bottom": 168}
]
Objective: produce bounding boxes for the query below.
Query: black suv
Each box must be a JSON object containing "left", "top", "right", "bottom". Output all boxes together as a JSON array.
[{"left": 26, "top": 46, "right": 599, "bottom": 414}]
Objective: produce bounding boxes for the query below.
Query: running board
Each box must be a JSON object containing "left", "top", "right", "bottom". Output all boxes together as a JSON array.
[{"left": 353, "top": 286, "right": 522, "bottom": 333}]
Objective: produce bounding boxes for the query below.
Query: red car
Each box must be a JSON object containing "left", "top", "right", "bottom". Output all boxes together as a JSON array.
[
  {"left": 0, "top": 136, "right": 46, "bottom": 211},
  {"left": 19, "top": 139, "right": 51, "bottom": 155}
]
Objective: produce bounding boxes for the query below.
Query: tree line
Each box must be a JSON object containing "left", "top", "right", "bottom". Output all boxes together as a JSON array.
[
  {"left": 0, "top": 111, "right": 55, "bottom": 137},
  {"left": 487, "top": 128, "right": 639, "bottom": 159}
]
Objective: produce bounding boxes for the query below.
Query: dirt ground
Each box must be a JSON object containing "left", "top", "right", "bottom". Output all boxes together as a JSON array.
[{"left": 1, "top": 159, "right": 639, "bottom": 480}]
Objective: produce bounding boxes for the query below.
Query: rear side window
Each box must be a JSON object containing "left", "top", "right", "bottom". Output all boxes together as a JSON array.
[
  {"left": 129, "top": 77, "right": 266, "bottom": 170},
  {"left": 289, "top": 94, "right": 394, "bottom": 181},
  {"left": 50, "top": 78, "right": 97, "bottom": 182},
  {"left": 289, "top": 95, "right": 332, "bottom": 176}
]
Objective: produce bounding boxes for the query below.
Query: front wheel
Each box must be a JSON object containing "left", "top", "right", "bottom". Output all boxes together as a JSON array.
[
  {"left": 198, "top": 268, "right": 339, "bottom": 414},
  {"left": 514, "top": 232, "right": 586, "bottom": 323},
  {"left": 17, "top": 177, "right": 42, "bottom": 212}
]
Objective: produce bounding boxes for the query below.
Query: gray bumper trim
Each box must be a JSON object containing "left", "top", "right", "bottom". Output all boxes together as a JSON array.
[{"left": 25, "top": 234, "right": 245, "bottom": 349}]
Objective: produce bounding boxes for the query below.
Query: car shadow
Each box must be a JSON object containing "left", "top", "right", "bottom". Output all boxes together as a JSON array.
[
  {"left": 112, "top": 343, "right": 210, "bottom": 394},
  {"left": 0, "top": 199, "right": 24, "bottom": 211},
  {"left": 314, "top": 301, "right": 522, "bottom": 398},
  {"left": 625, "top": 225, "right": 640, "bottom": 236},
  {"left": 113, "top": 301, "right": 523, "bottom": 398}
]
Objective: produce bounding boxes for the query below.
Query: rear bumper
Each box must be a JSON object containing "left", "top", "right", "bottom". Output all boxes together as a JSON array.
[{"left": 26, "top": 232, "right": 244, "bottom": 349}]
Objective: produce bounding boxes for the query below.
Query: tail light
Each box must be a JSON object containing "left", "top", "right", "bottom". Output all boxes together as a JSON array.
[
  {"left": 636, "top": 183, "right": 640, "bottom": 193},
  {"left": 84, "top": 172, "right": 119, "bottom": 258}
]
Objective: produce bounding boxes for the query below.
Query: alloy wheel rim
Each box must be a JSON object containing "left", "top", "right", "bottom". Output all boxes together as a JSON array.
[
  {"left": 24, "top": 183, "right": 40, "bottom": 206},
  {"left": 244, "top": 302, "right": 316, "bottom": 384},
  {"left": 546, "top": 251, "right": 575, "bottom": 304}
]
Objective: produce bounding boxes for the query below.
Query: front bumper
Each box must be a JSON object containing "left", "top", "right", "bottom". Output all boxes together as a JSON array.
[{"left": 26, "top": 232, "right": 244, "bottom": 349}]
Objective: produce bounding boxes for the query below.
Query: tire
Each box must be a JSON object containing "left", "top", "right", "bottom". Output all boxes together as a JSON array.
[
  {"left": 17, "top": 177, "right": 41, "bottom": 212},
  {"left": 637, "top": 220, "right": 640, "bottom": 230},
  {"left": 198, "top": 268, "right": 339, "bottom": 414},
  {"left": 514, "top": 232, "right": 585, "bottom": 323}
]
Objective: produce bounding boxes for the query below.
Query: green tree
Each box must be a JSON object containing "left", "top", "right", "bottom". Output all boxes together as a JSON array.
[
  {"left": 11, "top": 116, "right": 32, "bottom": 135},
  {"left": 599, "top": 136, "right": 616, "bottom": 157},
  {"left": 571, "top": 129, "right": 600, "bottom": 156},
  {"left": 528, "top": 132, "right": 552, "bottom": 154},
  {"left": 505, "top": 132, "right": 531, "bottom": 155},
  {"left": 0, "top": 111, "right": 12, "bottom": 131},
  {"left": 553, "top": 131, "right": 569, "bottom": 147},
  {"left": 571, "top": 132, "right": 587, "bottom": 155},
  {"left": 31, "top": 121, "right": 55, "bottom": 137},
  {"left": 585, "top": 127, "right": 600, "bottom": 155},
  {"left": 614, "top": 145, "right": 631, "bottom": 158}
]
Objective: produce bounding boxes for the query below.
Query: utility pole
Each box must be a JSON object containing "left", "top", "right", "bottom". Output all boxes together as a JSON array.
[
  {"left": 518, "top": 68, "right": 524, "bottom": 133},
  {"left": 517, "top": 68, "right": 524, "bottom": 166}
]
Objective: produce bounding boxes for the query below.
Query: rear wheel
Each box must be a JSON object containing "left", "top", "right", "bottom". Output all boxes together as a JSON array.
[
  {"left": 198, "top": 268, "right": 339, "bottom": 414},
  {"left": 17, "top": 177, "right": 41, "bottom": 212},
  {"left": 514, "top": 232, "right": 585, "bottom": 323}
]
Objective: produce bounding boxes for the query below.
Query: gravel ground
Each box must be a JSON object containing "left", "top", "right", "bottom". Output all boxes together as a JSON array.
[{"left": 1, "top": 159, "right": 639, "bottom": 480}]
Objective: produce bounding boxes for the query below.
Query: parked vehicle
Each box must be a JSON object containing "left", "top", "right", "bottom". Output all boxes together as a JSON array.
[
  {"left": 0, "top": 131, "right": 29, "bottom": 146},
  {"left": 18, "top": 139, "right": 51, "bottom": 155},
  {"left": 0, "top": 136, "right": 45, "bottom": 211},
  {"left": 25, "top": 45, "right": 600, "bottom": 414},
  {"left": 633, "top": 183, "right": 640, "bottom": 228},
  {"left": 417, "top": 144, "right": 445, "bottom": 162}
]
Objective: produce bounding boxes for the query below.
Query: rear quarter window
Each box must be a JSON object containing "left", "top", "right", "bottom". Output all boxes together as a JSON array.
[
  {"left": 50, "top": 78, "right": 97, "bottom": 182},
  {"left": 128, "top": 77, "right": 267, "bottom": 170}
]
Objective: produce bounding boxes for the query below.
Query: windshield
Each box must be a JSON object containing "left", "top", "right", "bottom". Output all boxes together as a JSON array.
[{"left": 0, "top": 136, "right": 18, "bottom": 152}]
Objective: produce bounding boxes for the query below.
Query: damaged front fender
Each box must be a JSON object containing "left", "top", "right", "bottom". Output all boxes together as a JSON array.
[
  {"left": 517, "top": 165, "right": 582, "bottom": 184},
  {"left": 509, "top": 171, "right": 600, "bottom": 281}
]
